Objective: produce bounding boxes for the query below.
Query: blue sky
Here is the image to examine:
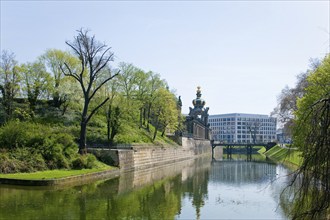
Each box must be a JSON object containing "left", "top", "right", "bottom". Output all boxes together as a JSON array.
[{"left": 1, "top": 1, "right": 329, "bottom": 115}]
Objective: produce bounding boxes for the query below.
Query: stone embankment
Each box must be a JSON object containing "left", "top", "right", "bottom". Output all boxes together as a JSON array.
[{"left": 89, "top": 137, "right": 215, "bottom": 171}]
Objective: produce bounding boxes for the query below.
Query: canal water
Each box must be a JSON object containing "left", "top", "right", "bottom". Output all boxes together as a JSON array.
[{"left": 0, "top": 153, "right": 293, "bottom": 219}]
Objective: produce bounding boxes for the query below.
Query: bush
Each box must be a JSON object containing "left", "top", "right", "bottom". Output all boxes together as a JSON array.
[
  {"left": 72, "top": 154, "right": 97, "bottom": 169},
  {"left": 72, "top": 156, "right": 85, "bottom": 169},
  {"left": 0, "top": 148, "right": 48, "bottom": 174},
  {"left": 0, "top": 121, "right": 80, "bottom": 172},
  {"left": 0, "top": 121, "right": 29, "bottom": 149}
]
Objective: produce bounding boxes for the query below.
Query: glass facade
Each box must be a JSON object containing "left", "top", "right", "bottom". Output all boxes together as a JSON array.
[{"left": 208, "top": 113, "right": 277, "bottom": 143}]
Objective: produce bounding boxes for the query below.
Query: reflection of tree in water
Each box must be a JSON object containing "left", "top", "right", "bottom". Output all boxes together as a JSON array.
[
  {"left": 100, "top": 175, "right": 183, "bottom": 220},
  {"left": 182, "top": 169, "right": 210, "bottom": 220}
]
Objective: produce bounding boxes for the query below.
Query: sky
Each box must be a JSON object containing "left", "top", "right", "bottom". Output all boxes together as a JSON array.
[{"left": 1, "top": 0, "right": 329, "bottom": 115}]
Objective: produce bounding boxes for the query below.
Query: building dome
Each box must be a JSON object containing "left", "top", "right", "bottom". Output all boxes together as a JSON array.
[{"left": 192, "top": 86, "right": 206, "bottom": 109}]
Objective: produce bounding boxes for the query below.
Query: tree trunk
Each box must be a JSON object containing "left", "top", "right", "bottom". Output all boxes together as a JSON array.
[
  {"left": 153, "top": 125, "right": 158, "bottom": 141},
  {"left": 79, "top": 99, "right": 89, "bottom": 154},
  {"left": 153, "top": 115, "right": 159, "bottom": 141},
  {"left": 79, "top": 120, "right": 87, "bottom": 154},
  {"left": 143, "top": 107, "right": 146, "bottom": 126},
  {"left": 147, "top": 103, "right": 151, "bottom": 132},
  {"left": 107, "top": 105, "right": 111, "bottom": 148},
  {"left": 139, "top": 107, "right": 143, "bottom": 129}
]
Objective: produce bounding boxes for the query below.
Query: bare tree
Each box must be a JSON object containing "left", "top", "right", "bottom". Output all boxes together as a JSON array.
[
  {"left": 61, "top": 29, "right": 119, "bottom": 154},
  {"left": 247, "top": 120, "right": 261, "bottom": 144}
]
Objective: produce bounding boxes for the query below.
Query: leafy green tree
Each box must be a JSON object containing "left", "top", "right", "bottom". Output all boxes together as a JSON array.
[
  {"left": 102, "top": 75, "right": 121, "bottom": 147},
  {"left": 0, "top": 50, "right": 20, "bottom": 122},
  {"left": 19, "top": 61, "right": 52, "bottom": 114},
  {"left": 152, "top": 88, "right": 179, "bottom": 141},
  {"left": 145, "top": 73, "right": 167, "bottom": 131},
  {"left": 134, "top": 70, "right": 150, "bottom": 128},
  {"left": 289, "top": 55, "right": 330, "bottom": 219},
  {"left": 116, "top": 63, "right": 141, "bottom": 123},
  {"left": 61, "top": 29, "right": 119, "bottom": 154},
  {"left": 40, "top": 49, "right": 79, "bottom": 112}
]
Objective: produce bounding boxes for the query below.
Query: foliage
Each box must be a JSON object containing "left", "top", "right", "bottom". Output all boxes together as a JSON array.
[
  {"left": 0, "top": 121, "right": 80, "bottom": 173},
  {"left": 72, "top": 154, "right": 97, "bottom": 169},
  {"left": 288, "top": 55, "right": 330, "bottom": 219},
  {"left": 40, "top": 49, "right": 80, "bottom": 111},
  {"left": 0, "top": 50, "right": 20, "bottom": 122},
  {"left": 271, "top": 59, "right": 321, "bottom": 139},
  {"left": 19, "top": 61, "right": 53, "bottom": 114}
]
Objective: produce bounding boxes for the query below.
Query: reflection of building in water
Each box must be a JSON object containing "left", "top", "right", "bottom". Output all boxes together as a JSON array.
[{"left": 210, "top": 161, "right": 277, "bottom": 185}]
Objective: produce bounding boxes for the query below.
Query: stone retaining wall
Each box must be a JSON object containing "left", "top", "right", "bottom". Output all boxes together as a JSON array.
[{"left": 90, "top": 137, "right": 214, "bottom": 171}]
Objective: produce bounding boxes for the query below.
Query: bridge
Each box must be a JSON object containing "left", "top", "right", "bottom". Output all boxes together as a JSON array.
[{"left": 210, "top": 140, "right": 277, "bottom": 158}]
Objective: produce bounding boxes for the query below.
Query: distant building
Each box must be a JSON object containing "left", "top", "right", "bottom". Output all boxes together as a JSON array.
[{"left": 208, "top": 113, "right": 276, "bottom": 143}]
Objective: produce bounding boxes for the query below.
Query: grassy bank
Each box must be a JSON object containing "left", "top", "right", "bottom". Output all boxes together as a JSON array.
[
  {"left": 0, "top": 161, "right": 114, "bottom": 180},
  {"left": 264, "top": 145, "right": 302, "bottom": 167}
]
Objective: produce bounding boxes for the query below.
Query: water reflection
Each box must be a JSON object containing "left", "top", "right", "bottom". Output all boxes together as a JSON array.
[
  {"left": 210, "top": 160, "right": 277, "bottom": 185},
  {"left": 0, "top": 156, "right": 291, "bottom": 220}
]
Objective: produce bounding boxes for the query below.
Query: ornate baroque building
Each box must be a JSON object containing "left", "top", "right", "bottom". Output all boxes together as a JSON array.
[{"left": 185, "top": 87, "right": 210, "bottom": 140}]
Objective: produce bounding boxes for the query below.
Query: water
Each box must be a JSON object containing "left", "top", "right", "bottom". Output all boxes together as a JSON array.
[{"left": 0, "top": 154, "right": 292, "bottom": 220}]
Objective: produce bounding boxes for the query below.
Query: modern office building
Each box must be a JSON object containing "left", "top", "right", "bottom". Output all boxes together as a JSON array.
[{"left": 208, "top": 113, "right": 277, "bottom": 143}]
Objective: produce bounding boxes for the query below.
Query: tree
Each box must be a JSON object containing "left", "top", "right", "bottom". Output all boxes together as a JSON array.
[
  {"left": 152, "top": 88, "right": 179, "bottom": 141},
  {"left": 272, "top": 59, "right": 321, "bottom": 140},
  {"left": 61, "top": 29, "right": 119, "bottom": 154},
  {"left": 145, "top": 73, "right": 167, "bottom": 131},
  {"left": 103, "top": 75, "right": 121, "bottom": 147},
  {"left": 246, "top": 120, "right": 261, "bottom": 144},
  {"left": 20, "top": 61, "right": 52, "bottom": 114},
  {"left": 116, "top": 63, "right": 141, "bottom": 123},
  {"left": 0, "top": 50, "right": 20, "bottom": 122},
  {"left": 289, "top": 55, "right": 330, "bottom": 219},
  {"left": 40, "top": 49, "right": 79, "bottom": 111}
]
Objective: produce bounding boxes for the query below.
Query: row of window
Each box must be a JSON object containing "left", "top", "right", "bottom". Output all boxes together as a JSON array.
[
  {"left": 213, "top": 130, "right": 275, "bottom": 135},
  {"left": 209, "top": 117, "right": 275, "bottom": 123},
  {"left": 213, "top": 135, "right": 276, "bottom": 141},
  {"left": 211, "top": 126, "right": 276, "bottom": 131}
]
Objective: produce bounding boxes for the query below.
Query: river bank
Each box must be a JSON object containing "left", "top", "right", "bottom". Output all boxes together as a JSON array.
[
  {"left": 264, "top": 145, "right": 302, "bottom": 168},
  {"left": 0, "top": 137, "right": 217, "bottom": 186}
]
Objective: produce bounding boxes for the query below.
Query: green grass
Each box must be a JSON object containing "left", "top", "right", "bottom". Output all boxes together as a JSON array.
[
  {"left": 257, "top": 146, "right": 266, "bottom": 154},
  {"left": 264, "top": 145, "right": 302, "bottom": 166},
  {"left": 0, "top": 161, "right": 115, "bottom": 180}
]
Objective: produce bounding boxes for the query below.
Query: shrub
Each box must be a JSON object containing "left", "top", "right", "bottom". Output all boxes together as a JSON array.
[
  {"left": 0, "top": 121, "right": 80, "bottom": 172},
  {"left": 0, "top": 148, "right": 47, "bottom": 174},
  {"left": 86, "top": 154, "right": 97, "bottom": 169},
  {"left": 0, "top": 121, "right": 29, "bottom": 149},
  {"left": 71, "top": 154, "right": 97, "bottom": 169},
  {"left": 72, "top": 156, "right": 86, "bottom": 169}
]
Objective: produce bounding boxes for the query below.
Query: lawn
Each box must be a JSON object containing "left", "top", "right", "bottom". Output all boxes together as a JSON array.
[{"left": 0, "top": 161, "right": 115, "bottom": 180}]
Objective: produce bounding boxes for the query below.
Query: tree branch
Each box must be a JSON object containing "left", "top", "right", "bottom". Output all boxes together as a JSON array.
[
  {"left": 89, "top": 70, "right": 120, "bottom": 101},
  {"left": 86, "top": 97, "right": 110, "bottom": 123}
]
